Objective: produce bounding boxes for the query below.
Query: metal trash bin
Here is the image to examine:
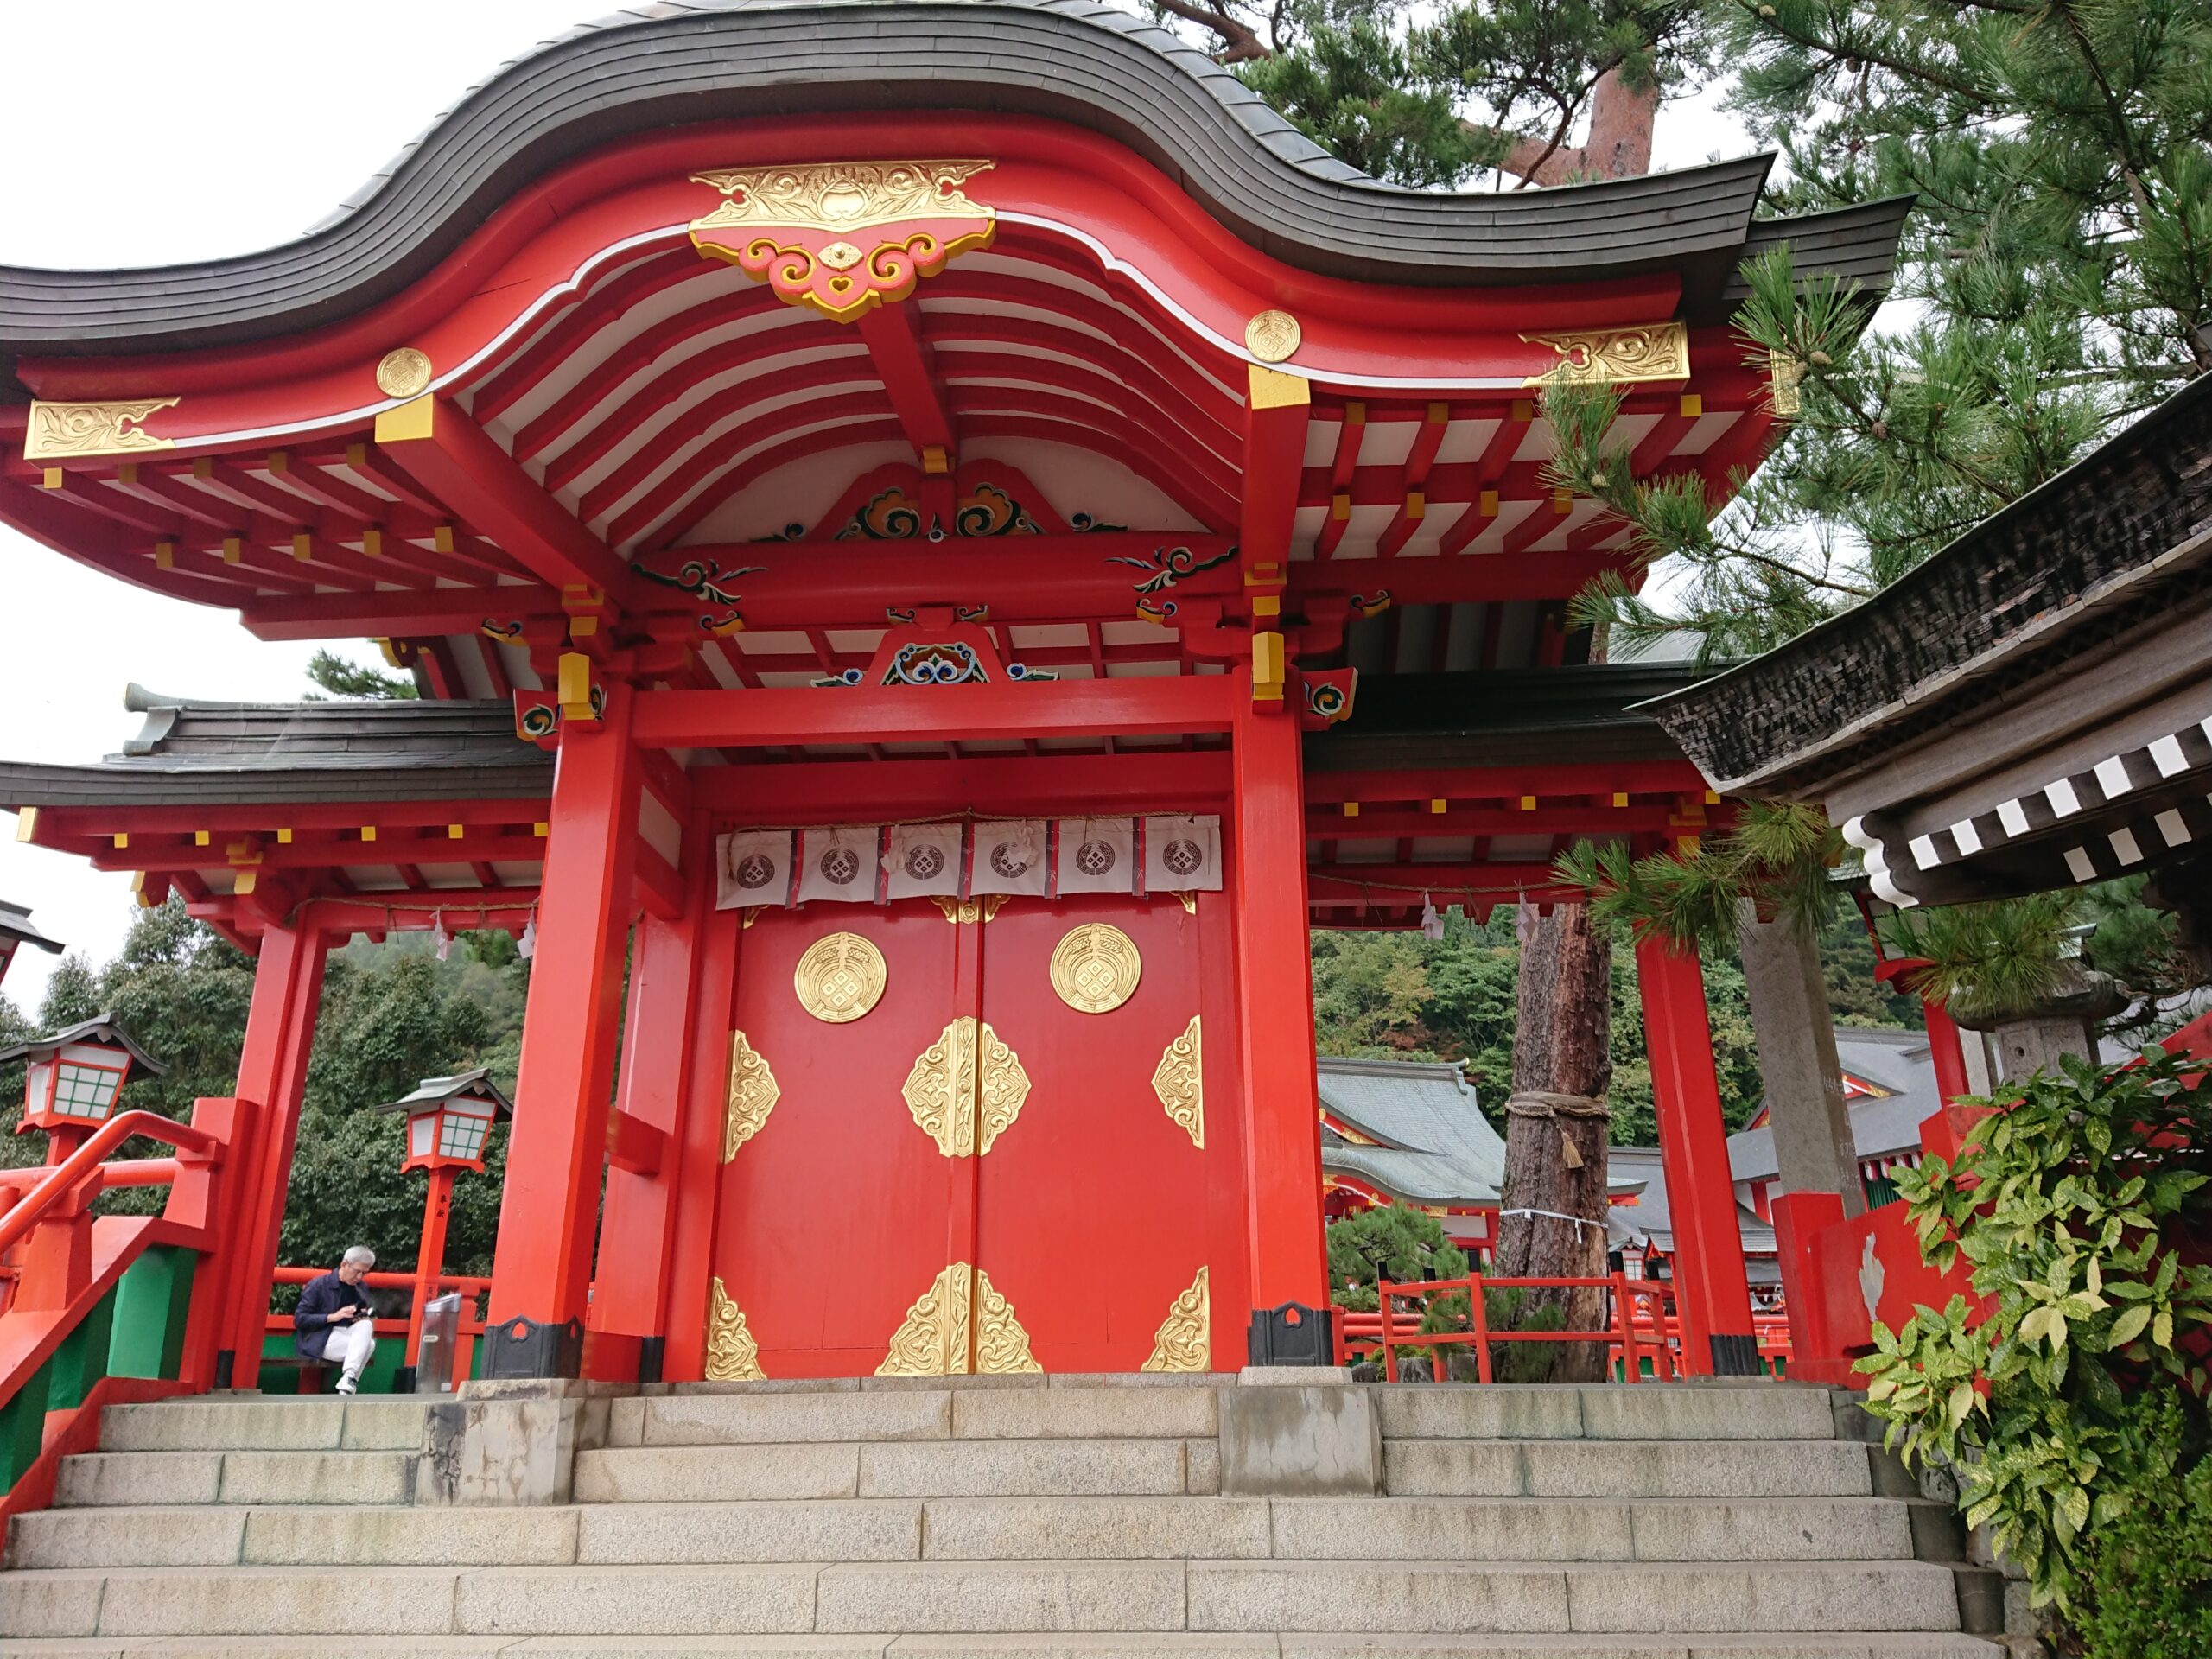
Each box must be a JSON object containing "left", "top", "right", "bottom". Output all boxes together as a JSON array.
[{"left": 416, "top": 1293, "right": 464, "bottom": 1395}]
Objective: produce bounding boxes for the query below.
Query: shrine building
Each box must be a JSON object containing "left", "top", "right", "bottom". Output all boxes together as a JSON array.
[{"left": 0, "top": 0, "right": 1908, "bottom": 1385}]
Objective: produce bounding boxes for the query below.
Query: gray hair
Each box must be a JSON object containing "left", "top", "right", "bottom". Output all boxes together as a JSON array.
[{"left": 341, "top": 1245, "right": 377, "bottom": 1269}]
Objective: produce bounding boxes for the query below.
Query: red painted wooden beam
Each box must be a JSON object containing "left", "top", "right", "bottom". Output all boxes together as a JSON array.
[
  {"left": 630, "top": 675, "right": 1238, "bottom": 749},
  {"left": 856, "top": 303, "right": 957, "bottom": 467},
  {"left": 1303, "top": 760, "right": 1707, "bottom": 803},
  {"left": 372, "top": 396, "right": 646, "bottom": 611},
  {"left": 1306, "top": 862, "right": 1574, "bottom": 899},
  {"left": 1306, "top": 804, "right": 1675, "bottom": 841},
  {"left": 1240, "top": 365, "right": 1310, "bottom": 572},
  {"left": 1374, "top": 402, "right": 1451, "bottom": 559},
  {"left": 690, "top": 748, "right": 1230, "bottom": 818}
]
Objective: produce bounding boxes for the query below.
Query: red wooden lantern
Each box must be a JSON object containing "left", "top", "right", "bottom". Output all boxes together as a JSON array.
[
  {"left": 0, "top": 1014, "right": 163, "bottom": 1135},
  {"left": 372, "top": 1070, "right": 512, "bottom": 1173},
  {"left": 0, "top": 900, "right": 61, "bottom": 992}
]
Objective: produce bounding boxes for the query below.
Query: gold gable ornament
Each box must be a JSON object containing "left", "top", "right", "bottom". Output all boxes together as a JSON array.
[
  {"left": 24, "top": 398, "right": 181, "bottom": 462},
  {"left": 1519, "top": 321, "right": 1690, "bottom": 387},
  {"left": 689, "top": 160, "right": 996, "bottom": 322}
]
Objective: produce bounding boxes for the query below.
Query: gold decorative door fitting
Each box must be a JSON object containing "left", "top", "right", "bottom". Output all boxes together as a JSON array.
[
  {"left": 901, "top": 1015, "right": 1030, "bottom": 1156},
  {"left": 722, "top": 1031, "right": 781, "bottom": 1160},
  {"left": 876, "top": 1261, "right": 1040, "bottom": 1376}
]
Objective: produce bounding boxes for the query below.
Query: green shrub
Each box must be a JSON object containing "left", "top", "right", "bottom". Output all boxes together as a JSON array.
[
  {"left": 2067, "top": 1395, "right": 2212, "bottom": 1659},
  {"left": 1854, "top": 1046, "right": 2212, "bottom": 1618}
]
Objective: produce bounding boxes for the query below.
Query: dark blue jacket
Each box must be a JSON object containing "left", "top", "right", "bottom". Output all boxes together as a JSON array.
[{"left": 293, "top": 1269, "right": 372, "bottom": 1361}]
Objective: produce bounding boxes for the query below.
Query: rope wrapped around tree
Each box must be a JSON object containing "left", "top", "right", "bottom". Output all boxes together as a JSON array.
[{"left": 1496, "top": 897, "right": 1615, "bottom": 1382}]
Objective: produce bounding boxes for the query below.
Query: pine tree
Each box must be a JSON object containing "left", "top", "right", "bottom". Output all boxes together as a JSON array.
[
  {"left": 1148, "top": 1, "right": 1713, "bottom": 188},
  {"left": 1556, "top": 0, "right": 2212, "bottom": 655}
]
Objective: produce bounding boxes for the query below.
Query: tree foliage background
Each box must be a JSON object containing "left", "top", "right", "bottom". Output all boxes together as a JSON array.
[
  {"left": 1311, "top": 903, "right": 1918, "bottom": 1142},
  {"left": 0, "top": 898, "right": 526, "bottom": 1281}
]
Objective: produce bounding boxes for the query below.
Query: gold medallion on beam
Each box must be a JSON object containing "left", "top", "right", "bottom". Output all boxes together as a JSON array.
[
  {"left": 1048, "top": 922, "right": 1141, "bottom": 1014},
  {"left": 793, "top": 931, "right": 887, "bottom": 1023},
  {"left": 375, "top": 347, "right": 435, "bottom": 399},
  {"left": 1245, "top": 309, "right": 1301, "bottom": 364}
]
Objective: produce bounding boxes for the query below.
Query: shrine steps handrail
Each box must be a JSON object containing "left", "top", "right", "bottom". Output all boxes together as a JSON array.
[{"left": 0, "top": 1110, "right": 222, "bottom": 1259}]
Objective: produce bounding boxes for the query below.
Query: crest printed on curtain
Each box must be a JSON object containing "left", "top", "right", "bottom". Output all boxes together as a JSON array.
[
  {"left": 883, "top": 822, "right": 965, "bottom": 901},
  {"left": 971, "top": 819, "right": 1049, "bottom": 897},
  {"left": 716, "top": 829, "right": 794, "bottom": 910},
  {"left": 798, "top": 824, "right": 880, "bottom": 905},
  {"left": 1053, "top": 817, "right": 1135, "bottom": 896},
  {"left": 1141, "top": 815, "right": 1222, "bottom": 893}
]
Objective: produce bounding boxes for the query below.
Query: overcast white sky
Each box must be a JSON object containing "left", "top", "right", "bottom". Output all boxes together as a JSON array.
[{"left": 0, "top": 3, "right": 1750, "bottom": 1015}]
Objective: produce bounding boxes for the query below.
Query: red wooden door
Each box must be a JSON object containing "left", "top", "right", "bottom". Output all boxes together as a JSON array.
[
  {"left": 970, "top": 891, "right": 1246, "bottom": 1373},
  {"left": 709, "top": 902, "right": 972, "bottom": 1377}
]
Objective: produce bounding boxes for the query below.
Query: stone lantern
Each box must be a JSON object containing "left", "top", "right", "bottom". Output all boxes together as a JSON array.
[
  {"left": 0, "top": 900, "right": 62, "bottom": 992},
  {"left": 0, "top": 1013, "right": 164, "bottom": 1141},
  {"left": 372, "top": 1070, "right": 512, "bottom": 1174}
]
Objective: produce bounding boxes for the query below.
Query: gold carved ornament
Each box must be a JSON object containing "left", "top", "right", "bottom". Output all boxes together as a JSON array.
[
  {"left": 1519, "top": 321, "right": 1690, "bottom": 388},
  {"left": 1048, "top": 922, "right": 1142, "bottom": 1014},
  {"left": 1245, "top": 309, "right": 1302, "bottom": 364},
  {"left": 1152, "top": 1014, "right": 1204, "bottom": 1150},
  {"left": 23, "top": 398, "right": 181, "bottom": 462},
  {"left": 1140, "top": 1265, "right": 1211, "bottom": 1373},
  {"left": 929, "top": 894, "right": 1008, "bottom": 925},
  {"left": 688, "top": 160, "right": 996, "bottom": 323},
  {"left": 793, "top": 931, "right": 887, "bottom": 1023},
  {"left": 375, "top": 347, "right": 434, "bottom": 399},
  {"left": 705, "top": 1276, "right": 766, "bottom": 1380},
  {"left": 1767, "top": 347, "right": 1806, "bottom": 417},
  {"left": 876, "top": 1262, "right": 1040, "bottom": 1376},
  {"left": 902, "top": 1016, "right": 1030, "bottom": 1157},
  {"left": 722, "top": 1030, "right": 780, "bottom": 1161}
]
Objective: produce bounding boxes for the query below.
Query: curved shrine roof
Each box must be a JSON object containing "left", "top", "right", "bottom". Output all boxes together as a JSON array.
[{"left": 0, "top": 0, "right": 1901, "bottom": 365}]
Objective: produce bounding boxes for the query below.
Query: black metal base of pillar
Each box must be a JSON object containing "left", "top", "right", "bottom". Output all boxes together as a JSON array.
[
  {"left": 392, "top": 1364, "right": 418, "bottom": 1395},
  {"left": 213, "top": 1350, "right": 235, "bottom": 1389},
  {"left": 1709, "top": 1332, "right": 1764, "bottom": 1376},
  {"left": 480, "top": 1315, "right": 584, "bottom": 1380},
  {"left": 638, "top": 1336, "right": 665, "bottom": 1385},
  {"left": 1246, "top": 1302, "right": 1336, "bottom": 1367}
]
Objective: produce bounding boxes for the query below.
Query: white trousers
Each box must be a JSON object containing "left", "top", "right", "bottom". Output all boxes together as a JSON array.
[{"left": 323, "top": 1318, "right": 376, "bottom": 1384}]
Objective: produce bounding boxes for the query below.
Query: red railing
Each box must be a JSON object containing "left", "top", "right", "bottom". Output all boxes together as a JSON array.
[
  {"left": 1338, "top": 1272, "right": 1685, "bottom": 1382},
  {"left": 263, "top": 1266, "right": 493, "bottom": 1386},
  {"left": 0, "top": 1097, "right": 245, "bottom": 1523}
]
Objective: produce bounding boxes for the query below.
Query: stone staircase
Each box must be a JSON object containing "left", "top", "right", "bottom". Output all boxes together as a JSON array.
[{"left": 0, "top": 1374, "right": 2001, "bottom": 1656}]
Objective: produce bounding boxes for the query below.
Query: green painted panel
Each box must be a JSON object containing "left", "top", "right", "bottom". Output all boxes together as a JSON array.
[
  {"left": 109, "top": 1246, "right": 194, "bottom": 1380},
  {"left": 0, "top": 1361, "right": 53, "bottom": 1491},
  {"left": 48, "top": 1288, "right": 116, "bottom": 1410}
]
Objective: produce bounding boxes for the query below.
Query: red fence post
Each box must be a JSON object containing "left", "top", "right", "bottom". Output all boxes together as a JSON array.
[
  {"left": 1377, "top": 1280, "right": 1400, "bottom": 1383},
  {"left": 1636, "top": 935, "right": 1759, "bottom": 1376}
]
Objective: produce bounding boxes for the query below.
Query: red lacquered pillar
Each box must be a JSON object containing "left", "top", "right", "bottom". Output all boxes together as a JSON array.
[
  {"left": 1635, "top": 934, "right": 1760, "bottom": 1376},
  {"left": 1922, "top": 997, "right": 1974, "bottom": 1106},
  {"left": 214, "top": 921, "right": 331, "bottom": 1389},
  {"left": 1230, "top": 667, "right": 1331, "bottom": 1363},
  {"left": 486, "top": 690, "right": 641, "bottom": 1376},
  {"left": 588, "top": 819, "right": 712, "bottom": 1378}
]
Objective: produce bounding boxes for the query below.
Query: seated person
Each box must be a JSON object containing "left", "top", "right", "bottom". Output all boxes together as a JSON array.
[{"left": 295, "top": 1245, "right": 378, "bottom": 1395}]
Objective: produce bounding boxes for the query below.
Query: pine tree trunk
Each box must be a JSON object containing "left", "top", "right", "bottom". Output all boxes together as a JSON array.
[{"left": 1495, "top": 901, "right": 1613, "bottom": 1382}]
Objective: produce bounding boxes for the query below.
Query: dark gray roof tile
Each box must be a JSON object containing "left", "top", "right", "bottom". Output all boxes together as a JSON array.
[{"left": 0, "top": 1, "right": 1881, "bottom": 367}]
